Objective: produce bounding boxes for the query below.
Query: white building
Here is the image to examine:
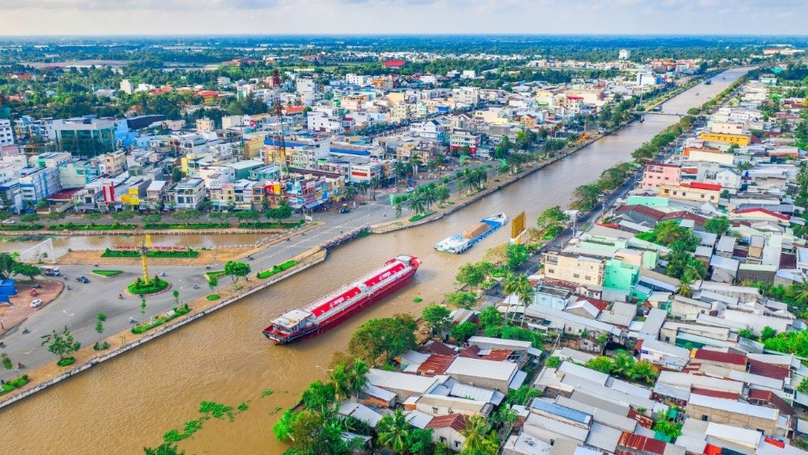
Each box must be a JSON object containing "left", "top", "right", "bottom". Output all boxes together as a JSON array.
[
  {"left": 173, "top": 178, "right": 207, "bottom": 209},
  {"left": 453, "top": 87, "right": 480, "bottom": 105},
  {"left": 619, "top": 49, "right": 631, "bottom": 60},
  {"left": 0, "top": 119, "right": 14, "bottom": 146},
  {"left": 345, "top": 74, "right": 372, "bottom": 86},
  {"left": 120, "top": 79, "right": 134, "bottom": 95},
  {"left": 636, "top": 72, "right": 657, "bottom": 86}
]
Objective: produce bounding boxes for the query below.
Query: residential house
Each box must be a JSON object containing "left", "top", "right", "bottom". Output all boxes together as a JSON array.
[
  {"left": 172, "top": 178, "right": 207, "bottom": 209},
  {"left": 425, "top": 414, "right": 467, "bottom": 452}
]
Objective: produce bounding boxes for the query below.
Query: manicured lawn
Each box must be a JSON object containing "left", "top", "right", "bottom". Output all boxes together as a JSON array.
[
  {"left": 256, "top": 260, "right": 298, "bottom": 279},
  {"left": 102, "top": 248, "right": 199, "bottom": 259},
  {"left": 0, "top": 224, "right": 45, "bottom": 231},
  {"left": 0, "top": 375, "right": 30, "bottom": 396},
  {"left": 92, "top": 270, "right": 124, "bottom": 278},
  {"left": 205, "top": 271, "right": 226, "bottom": 281}
]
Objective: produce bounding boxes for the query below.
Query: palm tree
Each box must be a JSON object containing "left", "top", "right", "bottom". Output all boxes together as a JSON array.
[
  {"left": 611, "top": 350, "right": 635, "bottom": 378},
  {"left": 474, "top": 167, "right": 488, "bottom": 190},
  {"left": 630, "top": 360, "right": 658, "bottom": 384},
  {"left": 792, "top": 277, "right": 808, "bottom": 304},
  {"left": 461, "top": 169, "right": 478, "bottom": 194},
  {"left": 347, "top": 359, "right": 369, "bottom": 400},
  {"left": 502, "top": 273, "right": 533, "bottom": 326},
  {"left": 328, "top": 362, "right": 352, "bottom": 402},
  {"left": 369, "top": 177, "right": 380, "bottom": 201},
  {"left": 422, "top": 186, "right": 437, "bottom": 210},
  {"left": 377, "top": 409, "right": 410, "bottom": 453},
  {"left": 677, "top": 275, "right": 694, "bottom": 298},
  {"left": 343, "top": 185, "right": 359, "bottom": 202},
  {"left": 407, "top": 192, "right": 426, "bottom": 215},
  {"left": 461, "top": 415, "right": 498, "bottom": 455}
]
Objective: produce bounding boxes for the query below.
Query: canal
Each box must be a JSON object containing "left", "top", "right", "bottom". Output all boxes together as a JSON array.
[{"left": 0, "top": 68, "right": 750, "bottom": 455}]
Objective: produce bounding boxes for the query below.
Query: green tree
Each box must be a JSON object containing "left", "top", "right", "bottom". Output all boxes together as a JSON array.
[
  {"left": 112, "top": 210, "right": 136, "bottom": 222},
  {"left": 208, "top": 276, "right": 218, "bottom": 292},
  {"left": 0, "top": 253, "right": 16, "bottom": 279},
  {"left": 1, "top": 351, "right": 12, "bottom": 373},
  {"left": 545, "top": 356, "right": 561, "bottom": 368},
  {"left": 506, "top": 243, "right": 530, "bottom": 270},
  {"left": 450, "top": 322, "right": 478, "bottom": 344},
  {"left": 236, "top": 210, "right": 261, "bottom": 222},
  {"left": 272, "top": 409, "right": 298, "bottom": 442},
  {"left": 12, "top": 263, "right": 41, "bottom": 281},
  {"left": 460, "top": 414, "right": 499, "bottom": 455},
  {"left": 703, "top": 216, "right": 731, "bottom": 234},
  {"left": 141, "top": 298, "right": 147, "bottom": 315},
  {"left": 536, "top": 205, "right": 570, "bottom": 235},
  {"left": 456, "top": 262, "right": 487, "bottom": 290},
  {"left": 630, "top": 360, "right": 659, "bottom": 384},
  {"left": 653, "top": 418, "right": 683, "bottom": 439},
  {"left": 478, "top": 306, "right": 504, "bottom": 330},
  {"left": 20, "top": 213, "right": 40, "bottom": 223},
  {"left": 95, "top": 312, "right": 104, "bottom": 334},
  {"left": 348, "top": 314, "right": 417, "bottom": 365},
  {"left": 224, "top": 261, "right": 251, "bottom": 283},
  {"left": 506, "top": 384, "right": 541, "bottom": 406},
  {"left": 738, "top": 329, "right": 757, "bottom": 341},
  {"left": 611, "top": 351, "right": 636, "bottom": 377},
  {"left": 143, "top": 214, "right": 163, "bottom": 225},
  {"left": 445, "top": 290, "right": 477, "bottom": 309},
  {"left": 422, "top": 304, "right": 452, "bottom": 337},
  {"left": 377, "top": 409, "right": 411, "bottom": 453},
  {"left": 40, "top": 326, "right": 81, "bottom": 362},
  {"left": 300, "top": 380, "right": 336, "bottom": 414},
  {"left": 343, "top": 185, "right": 359, "bottom": 202},
  {"left": 586, "top": 356, "right": 614, "bottom": 374},
  {"left": 760, "top": 326, "right": 777, "bottom": 342},
  {"left": 797, "top": 378, "right": 808, "bottom": 395}
]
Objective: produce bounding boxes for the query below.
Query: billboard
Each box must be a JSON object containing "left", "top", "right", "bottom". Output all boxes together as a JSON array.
[{"left": 511, "top": 211, "right": 526, "bottom": 239}]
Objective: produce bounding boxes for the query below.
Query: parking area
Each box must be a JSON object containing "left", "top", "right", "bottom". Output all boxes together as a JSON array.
[{"left": 0, "top": 279, "right": 64, "bottom": 334}]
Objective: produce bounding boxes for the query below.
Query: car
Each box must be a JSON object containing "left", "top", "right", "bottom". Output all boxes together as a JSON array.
[
  {"left": 2, "top": 219, "right": 15, "bottom": 225},
  {"left": 406, "top": 187, "right": 416, "bottom": 193},
  {"left": 76, "top": 275, "right": 89, "bottom": 283},
  {"left": 30, "top": 299, "right": 42, "bottom": 308},
  {"left": 32, "top": 283, "right": 42, "bottom": 289}
]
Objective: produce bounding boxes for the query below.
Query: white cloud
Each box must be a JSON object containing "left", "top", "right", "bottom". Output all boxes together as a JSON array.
[{"left": 0, "top": 0, "right": 804, "bottom": 35}]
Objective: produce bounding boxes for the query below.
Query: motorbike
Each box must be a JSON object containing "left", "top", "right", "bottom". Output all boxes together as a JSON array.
[
  {"left": 205, "top": 265, "right": 211, "bottom": 270},
  {"left": 118, "top": 294, "right": 123, "bottom": 300},
  {"left": 129, "top": 317, "right": 137, "bottom": 324},
  {"left": 160, "top": 271, "right": 166, "bottom": 277},
  {"left": 193, "top": 284, "right": 200, "bottom": 289}
]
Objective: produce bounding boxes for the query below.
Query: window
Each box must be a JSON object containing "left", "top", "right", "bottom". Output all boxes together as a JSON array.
[
  {"left": 573, "top": 273, "right": 580, "bottom": 279},
  {"left": 702, "top": 415, "right": 708, "bottom": 422},
  {"left": 440, "top": 437, "right": 447, "bottom": 444},
  {"left": 432, "top": 407, "right": 438, "bottom": 415},
  {"left": 455, "top": 441, "right": 462, "bottom": 449}
]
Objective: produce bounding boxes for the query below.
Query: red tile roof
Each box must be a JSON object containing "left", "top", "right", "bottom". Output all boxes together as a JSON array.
[
  {"left": 749, "top": 389, "right": 793, "bottom": 416},
  {"left": 690, "top": 387, "right": 740, "bottom": 400},
  {"left": 681, "top": 182, "right": 722, "bottom": 191},
  {"left": 659, "top": 211, "right": 708, "bottom": 226},
  {"left": 618, "top": 432, "right": 667, "bottom": 455},
  {"left": 383, "top": 60, "right": 406, "bottom": 68},
  {"left": 284, "top": 106, "right": 305, "bottom": 115},
  {"left": 748, "top": 359, "right": 790, "bottom": 380},
  {"left": 425, "top": 413, "right": 467, "bottom": 431},
  {"left": 616, "top": 204, "right": 665, "bottom": 221},
  {"left": 417, "top": 354, "right": 455, "bottom": 376},
  {"left": 732, "top": 208, "right": 790, "bottom": 221},
  {"left": 693, "top": 349, "right": 747, "bottom": 366}
]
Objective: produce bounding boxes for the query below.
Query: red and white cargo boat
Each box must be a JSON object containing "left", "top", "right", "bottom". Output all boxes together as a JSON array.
[{"left": 263, "top": 255, "right": 421, "bottom": 344}]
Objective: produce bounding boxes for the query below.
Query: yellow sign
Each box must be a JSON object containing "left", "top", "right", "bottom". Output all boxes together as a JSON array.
[{"left": 511, "top": 211, "right": 526, "bottom": 239}]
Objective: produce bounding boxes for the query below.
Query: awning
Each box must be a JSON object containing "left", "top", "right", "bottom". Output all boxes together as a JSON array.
[
  {"left": 509, "top": 370, "right": 528, "bottom": 390},
  {"left": 304, "top": 200, "right": 323, "bottom": 209}
]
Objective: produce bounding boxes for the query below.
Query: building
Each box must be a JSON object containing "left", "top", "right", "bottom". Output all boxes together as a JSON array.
[
  {"left": 453, "top": 87, "right": 480, "bottom": 105},
  {"left": 424, "top": 414, "right": 467, "bottom": 452},
  {"left": 0, "top": 119, "right": 14, "bottom": 146},
  {"left": 173, "top": 178, "right": 207, "bottom": 209},
  {"left": 58, "top": 160, "right": 97, "bottom": 189},
  {"left": 543, "top": 253, "right": 605, "bottom": 287},
  {"left": 444, "top": 357, "right": 523, "bottom": 392},
  {"left": 54, "top": 118, "right": 116, "bottom": 157},
  {"left": 19, "top": 167, "right": 61, "bottom": 203},
  {"left": 687, "top": 394, "right": 779, "bottom": 436},
  {"left": 699, "top": 132, "right": 752, "bottom": 146},
  {"left": 619, "top": 49, "right": 631, "bottom": 60},
  {"left": 636, "top": 72, "right": 657, "bottom": 86},
  {"left": 97, "top": 151, "right": 127, "bottom": 176},
  {"left": 659, "top": 182, "right": 722, "bottom": 204},
  {"left": 641, "top": 163, "right": 681, "bottom": 188},
  {"left": 120, "top": 79, "right": 134, "bottom": 94},
  {"left": 196, "top": 118, "right": 215, "bottom": 132},
  {"left": 449, "top": 129, "right": 481, "bottom": 154}
]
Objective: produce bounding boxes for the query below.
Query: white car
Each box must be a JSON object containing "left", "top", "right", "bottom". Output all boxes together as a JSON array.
[
  {"left": 406, "top": 187, "right": 416, "bottom": 193},
  {"left": 2, "top": 219, "right": 15, "bottom": 225},
  {"left": 30, "top": 299, "right": 43, "bottom": 308}
]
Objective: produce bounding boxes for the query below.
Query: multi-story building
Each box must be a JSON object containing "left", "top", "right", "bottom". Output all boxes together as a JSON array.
[
  {"left": 96, "top": 151, "right": 127, "bottom": 176},
  {"left": 390, "top": 101, "right": 410, "bottom": 121},
  {"left": 0, "top": 119, "right": 14, "bottom": 147},
  {"left": 59, "top": 159, "right": 98, "bottom": 189},
  {"left": 307, "top": 111, "right": 344, "bottom": 134},
  {"left": 542, "top": 252, "right": 605, "bottom": 287},
  {"left": 19, "top": 166, "right": 61, "bottom": 203},
  {"left": 54, "top": 118, "right": 116, "bottom": 157},
  {"left": 449, "top": 129, "right": 481, "bottom": 154},
  {"left": 452, "top": 87, "right": 480, "bottom": 105},
  {"left": 641, "top": 163, "right": 681, "bottom": 188},
  {"left": 31, "top": 152, "right": 71, "bottom": 170},
  {"left": 173, "top": 178, "right": 207, "bottom": 209},
  {"left": 345, "top": 74, "right": 371, "bottom": 87},
  {"left": 618, "top": 49, "right": 631, "bottom": 60},
  {"left": 196, "top": 118, "right": 215, "bottom": 132},
  {"left": 698, "top": 132, "right": 752, "bottom": 146},
  {"left": 120, "top": 79, "right": 134, "bottom": 94}
]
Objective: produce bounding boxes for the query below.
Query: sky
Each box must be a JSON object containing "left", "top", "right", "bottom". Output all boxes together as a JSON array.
[{"left": 1, "top": 0, "right": 807, "bottom": 36}]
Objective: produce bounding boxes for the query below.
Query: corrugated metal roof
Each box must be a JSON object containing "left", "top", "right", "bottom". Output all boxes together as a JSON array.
[
  {"left": 640, "top": 308, "right": 667, "bottom": 336},
  {"left": 657, "top": 371, "right": 744, "bottom": 394},
  {"left": 524, "top": 413, "right": 589, "bottom": 443},
  {"left": 510, "top": 370, "right": 528, "bottom": 390},
  {"left": 446, "top": 357, "right": 517, "bottom": 382},
  {"left": 689, "top": 394, "right": 778, "bottom": 420},
  {"left": 555, "top": 396, "right": 636, "bottom": 432},
  {"left": 705, "top": 422, "right": 761, "bottom": 448},
  {"left": 362, "top": 383, "right": 396, "bottom": 401},
  {"left": 531, "top": 399, "right": 592, "bottom": 425},
  {"left": 586, "top": 422, "right": 622, "bottom": 452},
  {"left": 337, "top": 401, "right": 383, "bottom": 428},
  {"left": 618, "top": 431, "right": 667, "bottom": 455},
  {"left": 404, "top": 410, "right": 433, "bottom": 429},
  {"left": 559, "top": 361, "right": 610, "bottom": 386},
  {"left": 450, "top": 382, "right": 503, "bottom": 405}
]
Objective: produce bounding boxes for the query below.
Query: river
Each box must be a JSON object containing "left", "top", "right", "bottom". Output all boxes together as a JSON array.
[{"left": 0, "top": 68, "right": 750, "bottom": 455}]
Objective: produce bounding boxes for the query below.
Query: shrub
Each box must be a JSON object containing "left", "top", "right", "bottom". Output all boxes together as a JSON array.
[
  {"left": 127, "top": 277, "right": 169, "bottom": 295},
  {"left": 256, "top": 260, "right": 298, "bottom": 279},
  {"left": 0, "top": 375, "right": 30, "bottom": 395},
  {"left": 206, "top": 295, "right": 220, "bottom": 301},
  {"left": 93, "top": 341, "right": 110, "bottom": 351},
  {"left": 56, "top": 357, "right": 76, "bottom": 367},
  {"left": 131, "top": 304, "right": 191, "bottom": 334},
  {"left": 103, "top": 248, "right": 199, "bottom": 259}
]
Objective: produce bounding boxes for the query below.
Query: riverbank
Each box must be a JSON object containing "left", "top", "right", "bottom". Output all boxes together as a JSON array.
[{"left": 0, "top": 247, "right": 327, "bottom": 410}]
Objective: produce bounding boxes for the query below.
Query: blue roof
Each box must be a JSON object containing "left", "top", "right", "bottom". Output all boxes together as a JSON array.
[{"left": 530, "top": 400, "right": 591, "bottom": 424}]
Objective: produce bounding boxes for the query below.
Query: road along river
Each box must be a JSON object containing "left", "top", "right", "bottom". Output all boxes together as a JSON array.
[{"left": 0, "top": 68, "right": 750, "bottom": 455}]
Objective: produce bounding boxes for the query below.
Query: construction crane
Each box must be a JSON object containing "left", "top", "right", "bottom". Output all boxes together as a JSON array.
[
  {"left": 268, "top": 69, "right": 287, "bottom": 170},
  {"left": 139, "top": 235, "right": 152, "bottom": 285}
]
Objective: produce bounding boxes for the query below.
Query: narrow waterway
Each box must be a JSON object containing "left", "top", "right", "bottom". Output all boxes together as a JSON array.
[{"left": 0, "top": 68, "right": 750, "bottom": 455}]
